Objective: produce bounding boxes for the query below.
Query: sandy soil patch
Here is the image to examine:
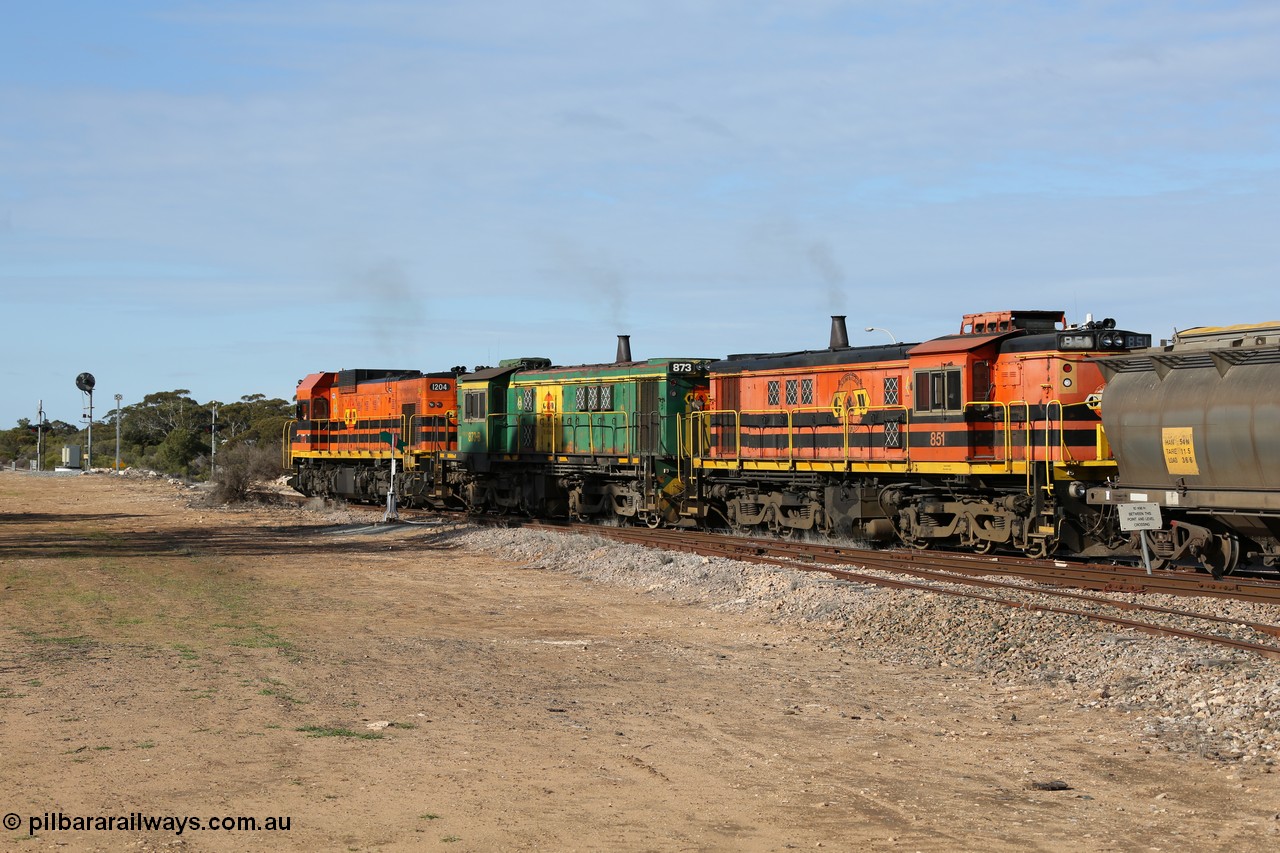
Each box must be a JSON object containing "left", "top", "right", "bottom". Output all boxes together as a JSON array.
[{"left": 1, "top": 471, "right": 1278, "bottom": 851}]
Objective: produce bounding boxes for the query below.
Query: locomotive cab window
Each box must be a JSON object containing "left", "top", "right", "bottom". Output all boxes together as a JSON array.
[
  {"left": 463, "top": 390, "right": 487, "bottom": 421},
  {"left": 913, "top": 368, "right": 962, "bottom": 413}
]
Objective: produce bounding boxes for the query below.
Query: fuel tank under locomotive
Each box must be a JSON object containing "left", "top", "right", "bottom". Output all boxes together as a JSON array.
[{"left": 1088, "top": 323, "right": 1280, "bottom": 572}]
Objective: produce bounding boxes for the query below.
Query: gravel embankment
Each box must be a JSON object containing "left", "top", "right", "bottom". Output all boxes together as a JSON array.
[{"left": 457, "top": 526, "right": 1280, "bottom": 765}]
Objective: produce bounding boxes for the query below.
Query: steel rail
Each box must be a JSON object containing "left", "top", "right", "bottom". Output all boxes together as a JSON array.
[
  {"left": 333, "top": 507, "right": 1280, "bottom": 658},
  {"left": 554, "top": 523, "right": 1280, "bottom": 661}
]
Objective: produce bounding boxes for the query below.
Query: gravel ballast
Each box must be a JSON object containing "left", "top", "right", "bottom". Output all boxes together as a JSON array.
[{"left": 456, "top": 525, "right": 1280, "bottom": 766}]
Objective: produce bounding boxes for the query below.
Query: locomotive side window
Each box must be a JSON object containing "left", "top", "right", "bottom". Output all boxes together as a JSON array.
[
  {"left": 464, "top": 390, "right": 487, "bottom": 421},
  {"left": 297, "top": 400, "right": 310, "bottom": 421},
  {"left": 573, "top": 384, "right": 612, "bottom": 411},
  {"left": 913, "top": 373, "right": 928, "bottom": 411},
  {"left": 801, "top": 378, "right": 814, "bottom": 405},
  {"left": 785, "top": 380, "right": 798, "bottom": 406},
  {"left": 767, "top": 381, "right": 780, "bottom": 406},
  {"left": 944, "top": 371, "right": 961, "bottom": 409},
  {"left": 914, "top": 369, "right": 962, "bottom": 413}
]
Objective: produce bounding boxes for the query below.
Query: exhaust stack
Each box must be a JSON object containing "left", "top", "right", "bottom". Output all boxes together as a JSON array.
[
  {"left": 829, "top": 315, "right": 849, "bottom": 349},
  {"left": 616, "top": 334, "right": 632, "bottom": 363}
]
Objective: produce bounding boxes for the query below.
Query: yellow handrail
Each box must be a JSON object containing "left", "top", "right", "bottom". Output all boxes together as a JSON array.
[
  {"left": 694, "top": 405, "right": 911, "bottom": 468},
  {"left": 489, "top": 410, "right": 634, "bottom": 456},
  {"left": 961, "top": 401, "right": 1010, "bottom": 470},
  {"left": 282, "top": 419, "right": 296, "bottom": 467}
]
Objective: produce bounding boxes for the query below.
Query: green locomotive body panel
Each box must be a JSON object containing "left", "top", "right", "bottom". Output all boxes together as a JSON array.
[{"left": 499, "top": 358, "right": 712, "bottom": 461}]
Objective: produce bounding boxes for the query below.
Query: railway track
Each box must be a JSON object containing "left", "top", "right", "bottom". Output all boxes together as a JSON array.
[
  {"left": 499, "top": 519, "right": 1280, "bottom": 661},
  {"left": 323, "top": 499, "right": 1280, "bottom": 660}
]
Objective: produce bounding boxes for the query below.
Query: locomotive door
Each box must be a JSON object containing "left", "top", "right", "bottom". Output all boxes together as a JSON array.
[
  {"left": 968, "top": 359, "right": 999, "bottom": 461},
  {"left": 998, "top": 358, "right": 1026, "bottom": 461},
  {"left": 636, "top": 380, "right": 659, "bottom": 455},
  {"left": 716, "top": 377, "right": 740, "bottom": 456}
]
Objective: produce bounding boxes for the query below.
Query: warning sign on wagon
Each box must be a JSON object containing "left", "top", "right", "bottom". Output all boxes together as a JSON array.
[
  {"left": 1118, "top": 502, "right": 1162, "bottom": 531},
  {"left": 1161, "top": 427, "right": 1200, "bottom": 475}
]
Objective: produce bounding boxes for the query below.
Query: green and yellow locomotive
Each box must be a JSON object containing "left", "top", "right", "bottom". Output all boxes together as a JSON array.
[{"left": 445, "top": 336, "right": 712, "bottom": 526}]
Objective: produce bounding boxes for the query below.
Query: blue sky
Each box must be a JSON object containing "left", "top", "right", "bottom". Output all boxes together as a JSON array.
[{"left": 2, "top": 1, "right": 1278, "bottom": 428}]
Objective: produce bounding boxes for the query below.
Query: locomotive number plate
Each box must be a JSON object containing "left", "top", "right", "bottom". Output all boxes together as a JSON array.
[{"left": 429, "top": 382, "right": 451, "bottom": 391}]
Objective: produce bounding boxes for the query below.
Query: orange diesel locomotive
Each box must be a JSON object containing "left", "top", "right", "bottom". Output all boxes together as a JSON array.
[
  {"left": 289, "top": 368, "right": 459, "bottom": 506},
  {"left": 686, "top": 311, "right": 1149, "bottom": 558}
]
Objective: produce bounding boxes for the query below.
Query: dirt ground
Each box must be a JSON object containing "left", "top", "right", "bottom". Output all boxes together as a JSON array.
[{"left": 2, "top": 472, "right": 1279, "bottom": 852}]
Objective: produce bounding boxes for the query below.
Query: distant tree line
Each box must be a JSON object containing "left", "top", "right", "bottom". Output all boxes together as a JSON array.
[{"left": 0, "top": 390, "right": 292, "bottom": 478}]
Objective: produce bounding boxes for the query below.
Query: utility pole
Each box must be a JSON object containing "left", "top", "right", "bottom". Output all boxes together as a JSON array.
[{"left": 114, "top": 394, "right": 123, "bottom": 472}]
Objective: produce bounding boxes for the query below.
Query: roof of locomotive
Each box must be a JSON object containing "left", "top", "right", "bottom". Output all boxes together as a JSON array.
[
  {"left": 712, "top": 326, "right": 1100, "bottom": 372},
  {"left": 297, "top": 369, "right": 457, "bottom": 396},
  {"left": 907, "top": 330, "right": 1019, "bottom": 356},
  {"left": 712, "top": 342, "right": 913, "bottom": 372},
  {"left": 988, "top": 331, "right": 1060, "bottom": 354},
  {"left": 460, "top": 356, "right": 713, "bottom": 384},
  {"left": 510, "top": 357, "right": 714, "bottom": 381}
]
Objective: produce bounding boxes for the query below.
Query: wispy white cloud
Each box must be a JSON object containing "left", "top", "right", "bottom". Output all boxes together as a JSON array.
[{"left": 0, "top": 1, "right": 1277, "bottom": 423}]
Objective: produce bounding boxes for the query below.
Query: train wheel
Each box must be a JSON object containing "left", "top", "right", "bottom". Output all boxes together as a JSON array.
[{"left": 1207, "top": 535, "right": 1241, "bottom": 580}]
